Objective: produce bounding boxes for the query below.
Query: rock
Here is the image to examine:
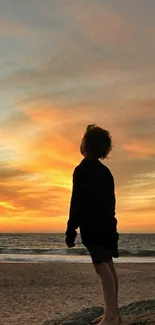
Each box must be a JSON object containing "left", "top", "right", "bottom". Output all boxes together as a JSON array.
[{"left": 43, "top": 299, "right": 155, "bottom": 325}]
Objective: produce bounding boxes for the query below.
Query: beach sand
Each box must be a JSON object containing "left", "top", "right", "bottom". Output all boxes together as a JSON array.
[{"left": 0, "top": 262, "right": 155, "bottom": 325}]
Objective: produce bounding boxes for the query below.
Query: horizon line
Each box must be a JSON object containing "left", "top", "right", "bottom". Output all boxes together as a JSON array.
[{"left": 0, "top": 232, "right": 155, "bottom": 235}]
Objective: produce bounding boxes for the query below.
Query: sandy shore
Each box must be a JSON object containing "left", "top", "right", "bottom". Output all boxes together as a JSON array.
[{"left": 0, "top": 262, "right": 155, "bottom": 325}]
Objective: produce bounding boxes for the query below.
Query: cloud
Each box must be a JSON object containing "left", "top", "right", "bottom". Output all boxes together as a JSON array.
[
  {"left": 123, "top": 141, "right": 155, "bottom": 158},
  {"left": 128, "top": 116, "right": 155, "bottom": 140},
  {"left": 0, "top": 105, "right": 79, "bottom": 221},
  {"left": 0, "top": 19, "right": 35, "bottom": 40},
  {"left": 63, "top": 0, "right": 126, "bottom": 45},
  {"left": 118, "top": 101, "right": 155, "bottom": 158},
  {"left": 0, "top": 109, "right": 33, "bottom": 132},
  {"left": 0, "top": 201, "right": 17, "bottom": 210},
  {"left": 0, "top": 171, "right": 72, "bottom": 220},
  {"left": 0, "top": 165, "right": 26, "bottom": 179}
]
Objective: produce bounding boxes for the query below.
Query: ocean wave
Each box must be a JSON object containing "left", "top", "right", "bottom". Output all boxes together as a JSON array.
[
  {"left": 1, "top": 247, "right": 155, "bottom": 257},
  {"left": 1, "top": 254, "right": 155, "bottom": 264}
]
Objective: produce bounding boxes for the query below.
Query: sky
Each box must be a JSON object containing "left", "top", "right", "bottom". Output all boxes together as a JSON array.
[{"left": 0, "top": 0, "right": 155, "bottom": 233}]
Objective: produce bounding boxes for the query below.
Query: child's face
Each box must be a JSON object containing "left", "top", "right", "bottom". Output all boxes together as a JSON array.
[{"left": 80, "top": 138, "right": 85, "bottom": 156}]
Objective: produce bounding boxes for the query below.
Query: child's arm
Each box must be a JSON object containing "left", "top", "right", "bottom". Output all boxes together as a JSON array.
[
  {"left": 106, "top": 170, "right": 119, "bottom": 238},
  {"left": 65, "top": 168, "right": 80, "bottom": 247}
]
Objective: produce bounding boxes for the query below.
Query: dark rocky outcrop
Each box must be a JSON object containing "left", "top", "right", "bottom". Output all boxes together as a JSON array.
[{"left": 43, "top": 299, "right": 155, "bottom": 325}]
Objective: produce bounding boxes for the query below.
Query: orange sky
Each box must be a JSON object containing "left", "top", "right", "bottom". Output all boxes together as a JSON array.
[{"left": 0, "top": 0, "right": 155, "bottom": 233}]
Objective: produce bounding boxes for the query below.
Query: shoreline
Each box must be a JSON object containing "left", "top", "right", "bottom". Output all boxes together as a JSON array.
[{"left": 1, "top": 254, "right": 155, "bottom": 263}]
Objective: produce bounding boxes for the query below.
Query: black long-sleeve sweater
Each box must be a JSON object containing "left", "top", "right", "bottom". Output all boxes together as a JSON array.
[{"left": 66, "top": 158, "right": 119, "bottom": 248}]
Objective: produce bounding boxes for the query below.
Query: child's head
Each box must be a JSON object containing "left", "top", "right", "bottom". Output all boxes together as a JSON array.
[{"left": 80, "top": 124, "right": 112, "bottom": 159}]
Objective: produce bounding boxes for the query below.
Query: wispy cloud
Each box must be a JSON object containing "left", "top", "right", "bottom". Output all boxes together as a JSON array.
[
  {"left": 0, "top": 19, "right": 36, "bottom": 40},
  {"left": 63, "top": 1, "right": 127, "bottom": 45}
]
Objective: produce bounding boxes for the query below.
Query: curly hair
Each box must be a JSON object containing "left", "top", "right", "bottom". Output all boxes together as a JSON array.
[{"left": 80, "top": 124, "right": 112, "bottom": 159}]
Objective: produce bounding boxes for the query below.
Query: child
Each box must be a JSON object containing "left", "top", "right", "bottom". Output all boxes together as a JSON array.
[{"left": 65, "top": 124, "right": 120, "bottom": 325}]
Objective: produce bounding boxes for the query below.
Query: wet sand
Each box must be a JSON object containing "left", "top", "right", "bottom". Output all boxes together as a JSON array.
[{"left": 0, "top": 262, "right": 155, "bottom": 325}]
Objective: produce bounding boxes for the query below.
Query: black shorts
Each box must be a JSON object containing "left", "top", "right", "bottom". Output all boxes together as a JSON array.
[{"left": 86, "top": 245, "right": 118, "bottom": 264}]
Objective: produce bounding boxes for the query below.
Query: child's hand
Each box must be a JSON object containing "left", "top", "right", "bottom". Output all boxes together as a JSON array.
[
  {"left": 66, "top": 242, "right": 75, "bottom": 248},
  {"left": 65, "top": 237, "right": 75, "bottom": 248}
]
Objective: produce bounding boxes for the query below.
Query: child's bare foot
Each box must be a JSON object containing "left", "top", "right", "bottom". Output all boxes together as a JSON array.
[
  {"left": 91, "top": 314, "right": 103, "bottom": 324},
  {"left": 91, "top": 314, "right": 122, "bottom": 324},
  {"left": 96, "top": 315, "right": 120, "bottom": 325}
]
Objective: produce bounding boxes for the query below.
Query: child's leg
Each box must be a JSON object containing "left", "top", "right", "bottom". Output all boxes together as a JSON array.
[
  {"left": 92, "top": 259, "right": 120, "bottom": 324},
  {"left": 94, "top": 262, "right": 120, "bottom": 325},
  {"left": 108, "top": 259, "right": 120, "bottom": 314}
]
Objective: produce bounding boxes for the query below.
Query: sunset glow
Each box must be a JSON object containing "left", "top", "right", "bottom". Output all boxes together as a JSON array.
[{"left": 0, "top": 0, "right": 155, "bottom": 232}]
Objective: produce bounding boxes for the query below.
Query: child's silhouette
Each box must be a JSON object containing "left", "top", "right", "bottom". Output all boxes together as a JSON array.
[{"left": 65, "top": 124, "right": 120, "bottom": 325}]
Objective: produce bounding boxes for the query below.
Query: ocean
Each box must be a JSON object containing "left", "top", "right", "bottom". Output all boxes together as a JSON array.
[{"left": 0, "top": 233, "right": 155, "bottom": 263}]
